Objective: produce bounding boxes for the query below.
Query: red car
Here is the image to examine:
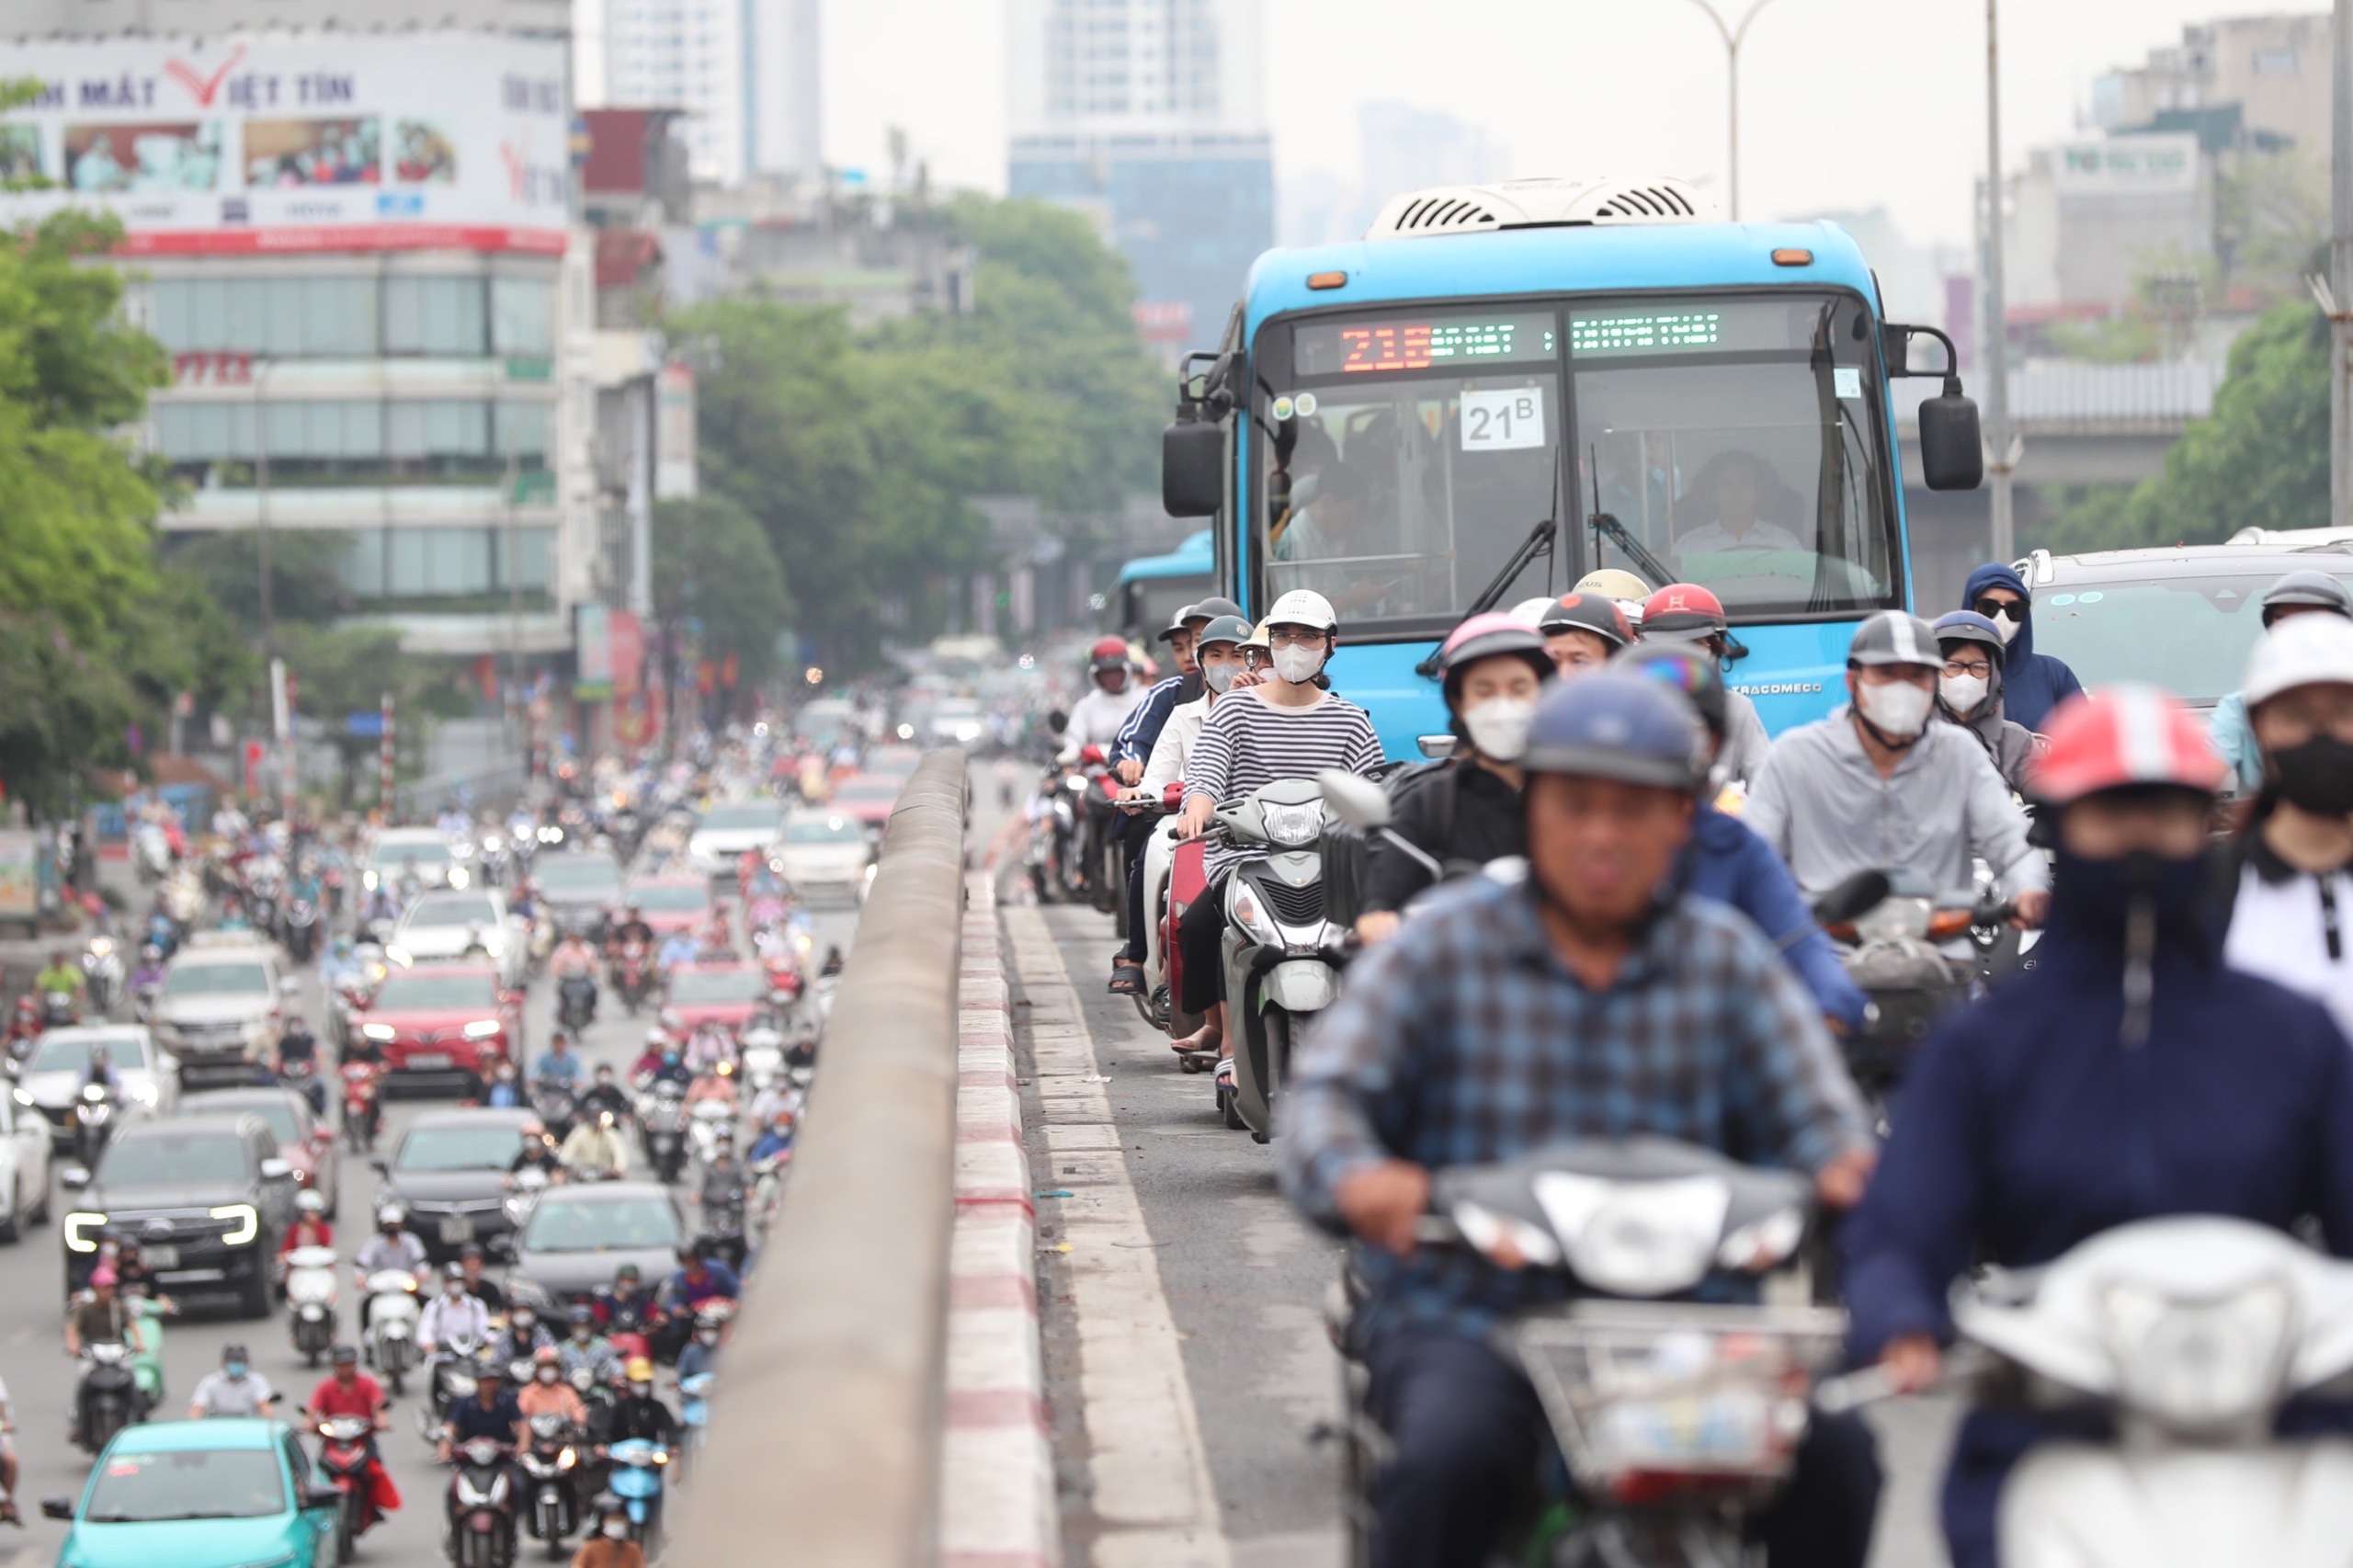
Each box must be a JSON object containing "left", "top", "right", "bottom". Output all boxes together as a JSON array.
[
  {"left": 662, "top": 962, "right": 769, "bottom": 1038},
  {"left": 626, "top": 876, "right": 715, "bottom": 937},
  {"left": 348, "top": 964, "right": 523, "bottom": 1089},
  {"left": 830, "top": 773, "right": 903, "bottom": 831}
]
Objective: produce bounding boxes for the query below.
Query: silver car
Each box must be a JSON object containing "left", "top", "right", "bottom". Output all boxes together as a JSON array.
[
  {"left": 150, "top": 942, "right": 291, "bottom": 1079},
  {"left": 391, "top": 889, "right": 529, "bottom": 989},
  {"left": 16, "top": 1026, "right": 179, "bottom": 1151}
]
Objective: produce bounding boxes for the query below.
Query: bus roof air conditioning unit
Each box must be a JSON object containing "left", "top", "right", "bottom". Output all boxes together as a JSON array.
[{"left": 1364, "top": 176, "right": 1717, "bottom": 240}]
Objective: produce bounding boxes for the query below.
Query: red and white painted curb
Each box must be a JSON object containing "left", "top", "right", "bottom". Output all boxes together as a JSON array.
[{"left": 940, "top": 872, "right": 1059, "bottom": 1568}]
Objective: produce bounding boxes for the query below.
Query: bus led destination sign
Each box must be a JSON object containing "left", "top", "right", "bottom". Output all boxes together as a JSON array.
[
  {"left": 1294, "top": 312, "right": 1555, "bottom": 377},
  {"left": 1570, "top": 310, "right": 1724, "bottom": 354}
]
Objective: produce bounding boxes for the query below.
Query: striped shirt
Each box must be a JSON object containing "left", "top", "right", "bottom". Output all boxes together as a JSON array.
[{"left": 1184, "top": 687, "right": 1383, "bottom": 879}]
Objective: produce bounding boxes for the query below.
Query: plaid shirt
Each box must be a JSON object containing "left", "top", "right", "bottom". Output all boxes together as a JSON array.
[{"left": 1279, "top": 874, "right": 1872, "bottom": 1345}]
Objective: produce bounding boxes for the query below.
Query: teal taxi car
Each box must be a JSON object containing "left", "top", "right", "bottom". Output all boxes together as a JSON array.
[{"left": 43, "top": 1417, "right": 337, "bottom": 1568}]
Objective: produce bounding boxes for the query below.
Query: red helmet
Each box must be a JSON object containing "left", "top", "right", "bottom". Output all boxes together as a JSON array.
[
  {"left": 2029, "top": 687, "right": 2224, "bottom": 805},
  {"left": 1088, "top": 636, "right": 1130, "bottom": 672},
  {"left": 1639, "top": 585, "right": 1728, "bottom": 643}
]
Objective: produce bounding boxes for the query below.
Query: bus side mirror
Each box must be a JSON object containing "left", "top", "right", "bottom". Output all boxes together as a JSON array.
[
  {"left": 1162, "top": 421, "right": 1223, "bottom": 518},
  {"left": 1917, "top": 388, "right": 1984, "bottom": 492}
]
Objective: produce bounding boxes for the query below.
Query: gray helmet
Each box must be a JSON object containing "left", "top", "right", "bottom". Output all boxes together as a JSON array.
[
  {"left": 1846, "top": 610, "right": 1941, "bottom": 670},
  {"left": 1188, "top": 596, "right": 1244, "bottom": 623},
  {"left": 2261, "top": 570, "right": 2353, "bottom": 626},
  {"left": 1193, "top": 614, "right": 1252, "bottom": 652}
]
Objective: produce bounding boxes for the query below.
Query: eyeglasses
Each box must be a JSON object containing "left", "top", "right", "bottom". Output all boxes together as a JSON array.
[
  {"left": 1266, "top": 627, "right": 1325, "bottom": 648},
  {"left": 1971, "top": 598, "right": 2027, "bottom": 623},
  {"left": 1941, "top": 657, "right": 1993, "bottom": 679}
]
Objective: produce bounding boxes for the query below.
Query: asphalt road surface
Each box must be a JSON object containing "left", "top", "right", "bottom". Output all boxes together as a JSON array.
[
  {"left": 0, "top": 878, "right": 860, "bottom": 1568},
  {"left": 970, "top": 756, "right": 1962, "bottom": 1568}
]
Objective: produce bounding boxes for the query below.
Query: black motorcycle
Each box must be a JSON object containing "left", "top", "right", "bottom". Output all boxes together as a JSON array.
[
  {"left": 283, "top": 898, "right": 321, "bottom": 964},
  {"left": 556, "top": 974, "right": 597, "bottom": 1033},
  {"left": 444, "top": 1437, "right": 518, "bottom": 1568},
  {"left": 516, "top": 1412, "right": 584, "bottom": 1556},
  {"left": 74, "top": 1342, "right": 142, "bottom": 1454}
]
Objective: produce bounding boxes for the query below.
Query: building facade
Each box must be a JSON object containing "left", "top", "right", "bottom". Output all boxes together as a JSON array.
[
  {"left": 599, "top": 0, "right": 821, "bottom": 187},
  {"left": 1006, "top": 0, "right": 1272, "bottom": 357}
]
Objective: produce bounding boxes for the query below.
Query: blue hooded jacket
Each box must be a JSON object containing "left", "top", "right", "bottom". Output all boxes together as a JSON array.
[
  {"left": 1961, "top": 562, "right": 2083, "bottom": 733},
  {"left": 1843, "top": 857, "right": 2353, "bottom": 1568},
  {"left": 1678, "top": 803, "right": 1870, "bottom": 1032}
]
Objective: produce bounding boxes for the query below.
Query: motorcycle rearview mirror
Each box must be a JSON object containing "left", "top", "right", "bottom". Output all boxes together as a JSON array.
[
  {"left": 302, "top": 1484, "right": 343, "bottom": 1512},
  {"left": 58, "top": 1165, "right": 89, "bottom": 1190},
  {"left": 1810, "top": 869, "right": 1893, "bottom": 930},
  {"left": 278, "top": 975, "right": 301, "bottom": 996},
  {"left": 1317, "top": 769, "right": 1392, "bottom": 831},
  {"left": 40, "top": 1497, "right": 72, "bottom": 1521}
]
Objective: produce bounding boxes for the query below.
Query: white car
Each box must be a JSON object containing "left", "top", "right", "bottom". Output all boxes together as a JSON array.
[
  {"left": 150, "top": 942, "right": 294, "bottom": 1081},
  {"left": 0, "top": 1084, "right": 50, "bottom": 1242},
  {"left": 776, "top": 810, "right": 876, "bottom": 903},
  {"left": 17, "top": 1026, "right": 180, "bottom": 1153},
  {"left": 391, "top": 889, "right": 529, "bottom": 988},
  {"left": 686, "top": 800, "right": 787, "bottom": 881},
  {"left": 365, "top": 826, "right": 463, "bottom": 892}
]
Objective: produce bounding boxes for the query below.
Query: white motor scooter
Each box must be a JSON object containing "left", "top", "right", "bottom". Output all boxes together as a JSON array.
[
  {"left": 364, "top": 1268, "right": 422, "bottom": 1394},
  {"left": 1827, "top": 1215, "right": 2353, "bottom": 1566},
  {"left": 284, "top": 1245, "right": 339, "bottom": 1367}
]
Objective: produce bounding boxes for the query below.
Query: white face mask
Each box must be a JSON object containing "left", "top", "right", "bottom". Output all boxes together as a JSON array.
[
  {"left": 1991, "top": 613, "right": 2020, "bottom": 645},
  {"left": 1201, "top": 661, "right": 1241, "bottom": 695},
  {"left": 1461, "top": 698, "right": 1537, "bottom": 763},
  {"left": 603, "top": 1520, "right": 630, "bottom": 1540},
  {"left": 1938, "top": 673, "right": 1989, "bottom": 716},
  {"left": 1856, "top": 678, "right": 1935, "bottom": 739},
  {"left": 1270, "top": 642, "right": 1325, "bottom": 684}
]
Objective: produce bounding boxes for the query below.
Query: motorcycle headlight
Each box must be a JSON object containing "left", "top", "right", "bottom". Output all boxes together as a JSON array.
[
  {"left": 1530, "top": 1173, "right": 1731, "bottom": 1298},
  {"left": 210, "top": 1203, "right": 259, "bottom": 1245},
  {"left": 1225, "top": 881, "right": 1282, "bottom": 949},
  {"left": 361, "top": 1024, "right": 397, "bottom": 1043},
  {"left": 2100, "top": 1277, "right": 2294, "bottom": 1435},
  {"left": 557, "top": 1448, "right": 577, "bottom": 1471},
  {"left": 8, "top": 1088, "right": 28, "bottom": 1107},
  {"left": 89, "top": 937, "right": 111, "bottom": 958},
  {"left": 478, "top": 933, "right": 507, "bottom": 958},
  {"left": 362, "top": 870, "right": 381, "bottom": 891},
  {"left": 463, "top": 1020, "right": 502, "bottom": 1040},
  {"left": 448, "top": 868, "right": 471, "bottom": 889},
  {"left": 1259, "top": 800, "right": 1324, "bottom": 848}
]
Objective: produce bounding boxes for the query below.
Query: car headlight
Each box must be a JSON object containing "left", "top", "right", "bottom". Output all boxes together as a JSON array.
[
  {"left": 384, "top": 947, "right": 413, "bottom": 968},
  {"left": 1260, "top": 800, "right": 1324, "bottom": 847},
  {"left": 1531, "top": 1172, "right": 1731, "bottom": 1297},
  {"left": 479, "top": 933, "right": 507, "bottom": 957},
  {"left": 1225, "top": 881, "right": 1283, "bottom": 949},
  {"left": 361, "top": 1024, "right": 397, "bottom": 1043},
  {"left": 463, "top": 1020, "right": 502, "bottom": 1040},
  {"left": 448, "top": 867, "right": 470, "bottom": 889},
  {"left": 64, "top": 1211, "right": 108, "bottom": 1252},
  {"left": 210, "top": 1203, "right": 259, "bottom": 1244},
  {"left": 362, "top": 870, "right": 381, "bottom": 891},
  {"left": 130, "top": 1082, "right": 159, "bottom": 1108},
  {"left": 2101, "top": 1277, "right": 2293, "bottom": 1435}
]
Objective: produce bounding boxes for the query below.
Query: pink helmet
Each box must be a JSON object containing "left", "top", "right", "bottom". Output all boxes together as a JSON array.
[{"left": 90, "top": 1266, "right": 119, "bottom": 1288}]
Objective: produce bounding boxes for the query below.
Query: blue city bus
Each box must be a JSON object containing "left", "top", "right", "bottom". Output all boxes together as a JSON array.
[
  {"left": 1161, "top": 178, "right": 1983, "bottom": 759},
  {"left": 1106, "top": 528, "right": 1218, "bottom": 643}
]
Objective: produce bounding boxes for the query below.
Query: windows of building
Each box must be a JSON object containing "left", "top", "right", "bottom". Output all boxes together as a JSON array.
[
  {"left": 146, "top": 272, "right": 553, "bottom": 359},
  {"left": 153, "top": 398, "right": 552, "bottom": 487}
]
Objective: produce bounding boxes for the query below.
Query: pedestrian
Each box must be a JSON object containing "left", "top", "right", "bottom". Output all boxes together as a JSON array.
[{"left": 1959, "top": 562, "right": 2083, "bottom": 733}]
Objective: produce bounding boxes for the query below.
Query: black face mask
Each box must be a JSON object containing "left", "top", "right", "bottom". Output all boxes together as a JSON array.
[
  {"left": 2272, "top": 736, "right": 2353, "bottom": 815},
  {"left": 1176, "top": 668, "right": 1205, "bottom": 703}
]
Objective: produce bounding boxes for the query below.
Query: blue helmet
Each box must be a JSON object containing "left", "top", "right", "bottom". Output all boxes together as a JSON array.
[{"left": 1521, "top": 672, "right": 1708, "bottom": 791}]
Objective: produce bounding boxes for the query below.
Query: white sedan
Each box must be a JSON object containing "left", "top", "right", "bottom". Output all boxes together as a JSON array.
[
  {"left": 390, "top": 889, "right": 529, "bottom": 988},
  {"left": 776, "top": 810, "right": 876, "bottom": 903},
  {"left": 15, "top": 1024, "right": 174, "bottom": 1155},
  {"left": 686, "top": 800, "right": 787, "bottom": 881}
]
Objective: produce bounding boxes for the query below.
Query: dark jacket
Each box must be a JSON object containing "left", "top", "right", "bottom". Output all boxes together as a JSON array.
[
  {"left": 1361, "top": 759, "right": 1524, "bottom": 915},
  {"left": 1844, "top": 856, "right": 2353, "bottom": 1568},
  {"left": 1961, "top": 563, "right": 2083, "bottom": 733},
  {"left": 1679, "top": 804, "right": 1870, "bottom": 1032}
]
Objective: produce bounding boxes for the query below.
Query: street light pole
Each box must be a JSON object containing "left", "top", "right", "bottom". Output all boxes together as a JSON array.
[
  {"left": 1983, "top": 0, "right": 2018, "bottom": 562},
  {"left": 253, "top": 358, "right": 275, "bottom": 659},
  {"left": 1681, "top": 0, "right": 1782, "bottom": 221}
]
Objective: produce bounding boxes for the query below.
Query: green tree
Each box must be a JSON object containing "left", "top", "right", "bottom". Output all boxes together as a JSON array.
[
  {"left": 652, "top": 494, "right": 792, "bottom": 692},
  {"left": 2031, "top": 301, "right": 2328, "bottom": 554}
]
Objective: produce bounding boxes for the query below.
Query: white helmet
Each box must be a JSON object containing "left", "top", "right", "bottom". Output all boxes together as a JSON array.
[
  {"left": 1262, "top": 588, "right": 1338, "bottom": 632},
  {"left": 297, "top": 1189, "right": 326, "bottom": 1216},
  {"left": 2245, "top": 610, "right": 2353, "bottom": 707},
  {"left": 1506, "top": 597, "right": 1557, "bottom": 628}
]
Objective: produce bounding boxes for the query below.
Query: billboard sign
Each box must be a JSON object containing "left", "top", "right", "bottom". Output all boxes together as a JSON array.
[
  {"left": 2052, "top": 134, "right": 2200, "bottom": 197},
  {"left": 0, "top": 31, "right": 568, "bottom": 255}
]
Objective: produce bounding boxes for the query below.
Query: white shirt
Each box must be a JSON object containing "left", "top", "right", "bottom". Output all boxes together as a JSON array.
[
  {"left": 1675, "top": 518, "right": 1806, "bottom": 558},
  {"left": 419, "top": 1290, "right": 494, "bottom": 1349},
  {"left": 1140, "top": 696, "right": 1211, "bottom": 797},
  {"left": 2226, "top": 858, "right": 2353, "bottom": 1043},
  {"left": 190, "top": 1369, "right": 277, "bottom": 1416},
  {"left": 1059, "top": 682, "right": 1147, "bottom": 763}
]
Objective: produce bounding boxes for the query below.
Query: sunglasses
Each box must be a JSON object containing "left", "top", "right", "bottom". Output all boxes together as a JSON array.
[{"left": 1971, "top": 598, "right": 2027, "bottom": 623}]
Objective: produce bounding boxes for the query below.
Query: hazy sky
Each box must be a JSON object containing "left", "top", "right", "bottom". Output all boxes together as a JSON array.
[{"left": 816, "top": 0, "right": 2307, "bottom": 249}]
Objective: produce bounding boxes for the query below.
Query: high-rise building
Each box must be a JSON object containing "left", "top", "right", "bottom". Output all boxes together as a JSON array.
[
  {"left": 1006, "top": 0, "right": 1272, "bottom": 357},
  {"left": 601, "top": 0, "right": 820, "bottom": 187}
]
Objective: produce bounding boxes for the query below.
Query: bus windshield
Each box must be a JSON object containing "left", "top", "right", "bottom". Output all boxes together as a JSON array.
[{"left": 1255, "top": 292, "right": 1897, "bottom": 627}]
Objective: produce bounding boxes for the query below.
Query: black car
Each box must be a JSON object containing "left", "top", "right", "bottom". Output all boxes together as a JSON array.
[
  {"left": 371, "top": 1107, "right": 536, "bottom": 1263},
  {"left": 61, "top": 1114, "right": 297, "bottom": 1315}
]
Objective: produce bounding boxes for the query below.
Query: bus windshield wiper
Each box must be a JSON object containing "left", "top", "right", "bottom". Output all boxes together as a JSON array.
[{"left": 1413, "top": 515, "right": 1557, "bottom": 678}]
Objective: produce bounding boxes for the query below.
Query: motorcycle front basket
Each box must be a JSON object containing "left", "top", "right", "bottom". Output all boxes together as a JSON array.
[{"left": 1508, "top": 1301, "right": 1845, "bottom": 1502}]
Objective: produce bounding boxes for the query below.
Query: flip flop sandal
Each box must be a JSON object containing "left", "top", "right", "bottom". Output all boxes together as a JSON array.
[{"left": 1108, "top": 961, "right": 1145, "bottom": 996}]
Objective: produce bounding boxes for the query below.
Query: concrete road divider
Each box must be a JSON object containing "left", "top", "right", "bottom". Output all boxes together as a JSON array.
[{"left": 667, "top": 750, "right": 970, "bottom": 1565}]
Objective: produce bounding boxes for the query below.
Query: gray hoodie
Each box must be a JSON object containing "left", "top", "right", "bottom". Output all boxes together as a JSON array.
[
  {"left": 1938, "top": 658, "right": 2041, "bottom": 795},
  {"left": 1746, "top": 707, "right": 2048, "bottom": 903}
]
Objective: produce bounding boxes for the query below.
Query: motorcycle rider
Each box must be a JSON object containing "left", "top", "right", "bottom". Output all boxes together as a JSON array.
[
  {"left": 1057, "top": 636, "right": 1148, "bottom": 765},
  {"left": 509, "top": 1122, "right": 565, "bottom": 1179},
  {"left": 1636, "top": 585, "right": 1772, "bottom": 784},
  {"left": 1845, "top": 685, "right": 2353, "bottom": 1568},
  {"left": 492, "top": 1301, "right": 556, "bottom": 1365},
  {"left": 561, "top": 1306, "right": 620, "bottom": 1384},
  {"left": 632, "top": 1034, "right": 693, "bottom": 1090},
  {"left": 595, "top": 1265, "right": 659, "bottom": 1340},
  {"left": 1745, "top": 611, "right": 2051, "bottom": 925},
  {"left": 1614, "top": 644, "right": 1872, "bottom": 1035},
  {"left": 2221, "top": 611, "right": 2353, "bottom": 1039},
  {"left": 2210, "top": 569, "right": 2353, "bottom": 794},
  {"left": 675, "top": 1307, "right": 727, "bottom": 1381},
  {"left": 484, "top": 1058, "right": 527, "bottom": 1109},
  {"left": 128, "top": 942, "right": 165, "bottom": 1003},
  {"left": 351, "top": 1206, "right": 429, "bottom": 1334},
  {"left": 551, "top": 932, "right": 600, "bottom": 1020},
  {"left": 1355, "top": 614, "right": 1554, "bottom": 944},
  {"left": 1961, "top": 561, "right": 2084, "bottom": 733},
  {"left": 1530, "top": 591, "right": 1633, "bottom": 677},
  {"left": 597, "top": 1358, "right": 679, "bottom": 1451},
  {"left": 437, "top": 1356, "right": 526, "bottom": 1462},
  {"left": 534, "top": 1032, "right": 585, "bottom": 1094},
  {"left": 63, "top": 1264, "right": 130, "bottom": 1359},
  {"left": 1279, "top": 673, "right": 1880, "bottom": 1568},
  {"left": 578, "top": 1062, "right": 632, "bottom": 1128},
  {"left": 33, "top": 949, "right": 84, "bottom": 1014},
  {"left": 188, "top": 1342, "right": 278, "bottom": 1418},
  {"left": 1929, "top": 610, "right": 2040, "bottom": 793},
  {"left": 517, "top": 1343, "right": 588, "bottom": 1427},
  {"left": 659, "top": 1242, "right": 741, "bottom": 1316},
  {"left": 457, "top": 1244, "right": 507, "bottom": 1314},
  {"left": 276, "top": 1015, "right": 324, "bottom": 1113},
  {"left": 562, "top": 1108, "right": 631, "bottom": 1180},
  {"left": 608, "top": 905, "right": 655, "bottom": 958},
  {"left": 573, "top": 1494, "right": 648, "bottom": 1568},
  {"left": 748, "top": 1108, "right": 796, "bottom": 1165},
  {"left": 305, "top": 1344, "right": 400, "bottom": 1535},
  {"left": 699, "top": 1138, "right": 754, "bottom": 1267},
  {"left": 417, "top": 1263, "right": 494, "bottom": 1363},
  {"left": 1172, "top": 588, "right": 1384, "bottom": 1083},
  {"left": 278, "top": 1187, "right": 333, "bottom": 1262},
  {"left": 655, "top": 927, "right": 699, "bottom": 974}
]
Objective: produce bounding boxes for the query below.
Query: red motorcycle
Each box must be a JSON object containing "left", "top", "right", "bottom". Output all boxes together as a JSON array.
[
  {"left": 313, "top": 1414, "right": 385, "bottom": 1561},
  {"left": 341, "top": 1061, "right": 382, "bottom": 1154},
  {"left": 614, "top": 941, "right": 653, "bottom": 1016}
]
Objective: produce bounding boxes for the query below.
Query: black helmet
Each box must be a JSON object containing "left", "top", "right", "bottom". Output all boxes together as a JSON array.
[
  {"left": 330, "top": 1343, "right": 360, "bottom": 1366},
  {"left": 1522, "top": 673, "right": 1708, "bottom": 791},
  {"left": 1537, "top": 593, "right": 1634, "bottom": 649},
  {"left": 1611, "top": 643, "right": 1729, "bottom": 740}
]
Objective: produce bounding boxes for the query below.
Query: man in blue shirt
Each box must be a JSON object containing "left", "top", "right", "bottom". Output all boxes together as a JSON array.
[
  {"left": 438, "top": 1360, "right": 525, "bottom": 1460},
  {"left": 1281, "top": 675, "right": 1879, "bottom": 1568},
  {"left": 660, "top": 1244, "right": 741, "bottom": 1313}
]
